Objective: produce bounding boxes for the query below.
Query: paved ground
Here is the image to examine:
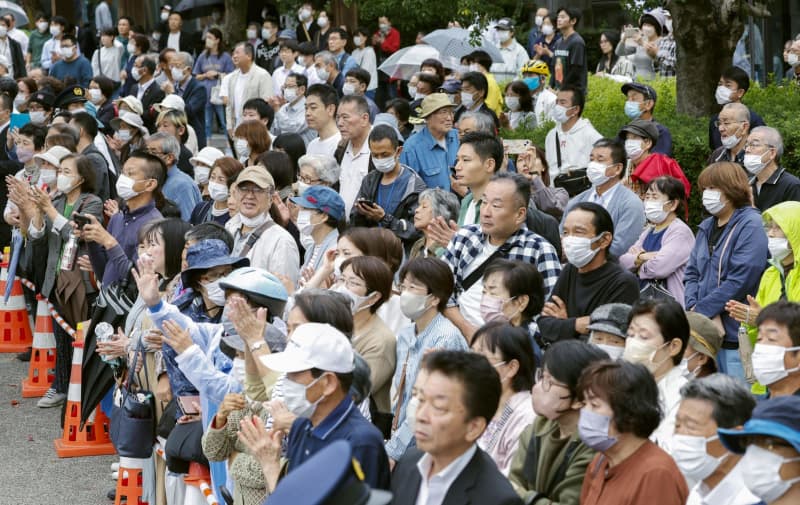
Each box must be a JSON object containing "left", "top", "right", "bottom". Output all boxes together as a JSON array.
[{"left": 0, "top": 353, "right": 116, "bottom": 505}]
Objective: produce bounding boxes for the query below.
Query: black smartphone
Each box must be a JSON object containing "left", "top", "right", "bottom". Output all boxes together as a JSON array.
[
  {"left": 358, "top": 198, "right": 376, "bottom": 207},
  {"left": 73, "top": 213, "right": 91, "bottom": 228}
]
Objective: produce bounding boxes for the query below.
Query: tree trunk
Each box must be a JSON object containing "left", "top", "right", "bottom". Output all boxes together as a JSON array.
[
  {"left": 671, "top": 0, "right": 745, "bottom": 117},
  {"left": 224, "top": 0, "right": 248, "bottom": 47}
]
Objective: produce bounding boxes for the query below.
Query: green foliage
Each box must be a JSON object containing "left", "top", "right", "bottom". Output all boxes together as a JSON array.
[
  {"left": 618, "top": 0, "right": 661, "bottom": 22},
  {"left": 502, "top": 75, "right": 800, "bottom": 228}
]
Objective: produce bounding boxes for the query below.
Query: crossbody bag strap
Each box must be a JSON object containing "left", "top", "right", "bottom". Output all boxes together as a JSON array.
[
  {"left": 555, "top": 131, "right": 562, "bottom": 171},
  {"left": 240, "top": 219, "right": 275, "bottom": 257},
  {"left": 460, "top": 242, "right": 514, "bottom": 293}
]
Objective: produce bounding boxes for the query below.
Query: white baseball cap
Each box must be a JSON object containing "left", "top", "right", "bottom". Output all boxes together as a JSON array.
[
  {"left": 114, "top": 95, "right": 144, "bottom": 115},
  {"left": 110, "top": 110, "right": 148, "bottom": 136},
  {"left": 34, "top": 146, "right": 71, "bottom": 167},
  {"left": 154, "top": 94, "right": 185, "bottom": 113},
  {"left": 190, "top": 146, "right": 225, "bottom": 167},
  {"left": 259, "top": 323, "right": 354, "bottom": 374}
]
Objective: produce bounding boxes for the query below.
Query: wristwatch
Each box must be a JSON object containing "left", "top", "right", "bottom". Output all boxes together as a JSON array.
[{"left": 249, "top": 341, "right": 267, "bottom": 352}]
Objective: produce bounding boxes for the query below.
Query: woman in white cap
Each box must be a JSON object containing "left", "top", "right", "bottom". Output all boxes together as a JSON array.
[
  {"left": 108, "top": 110, "right": 148, "bottom": 164},
  {"left": 32, "top": 145, "right": 71, "bottom": 194},
  {"left": 188, "top": 146, "right": 225, "bottom": 197}
]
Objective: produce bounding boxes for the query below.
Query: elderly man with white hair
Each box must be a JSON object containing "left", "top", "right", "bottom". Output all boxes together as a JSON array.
[
  {"left": 165, "top": 50, "right": 207, "bottom": 148},
  {"left": 145, "top": 132, "right": 201, "bottom": 220},
  {"left": 708, "top": 102, "right": 750, "bottom": 165},
  {"left": 296, "top": 153, "right": 340, "bottom": 195},
  {"left": 744, "top": 125, "right": 800, "bottom": 211}
]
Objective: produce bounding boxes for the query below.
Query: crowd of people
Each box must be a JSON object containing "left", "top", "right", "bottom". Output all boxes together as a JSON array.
[{"left": 2, "top": 2, "right": 800, "bottom": 505}]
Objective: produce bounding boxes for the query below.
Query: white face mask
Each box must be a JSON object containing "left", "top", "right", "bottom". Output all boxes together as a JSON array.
[
  {"left": 207, "top": 181, "right": 229, "bottom": 202},
  {"left": 353, "top": 36, "right": 363, "bottom": 47},
  {"left": 535, "top": 16, "right": 544, "bottom": 26},
  {"left": 203, "top": 279, "right": 227, "bottom": 306},
  {"left": 88, "top": 88, "right": 103, "bottom": 104},
  {"left": 193, "top": 165, "right": 211, "bottom": 185},
  {"left": 644, "top": 200, "right": 669, "bottom": 224},
  {"left": 768, "top": 237, "right": 791, "bottom": 264},
  {"left": 39, "top": 168, "right": 57, "bottom": 186},
  {"left": 316, "top": 66, "right": 330, "bottom": 82},
  {"left": 30, "top": 111, "right": 46, "bottom": 124},
  {"left": 789, "top": 53, "right": 800, "bottom": 67},
  {"left": 702, "top": 189, "right": 725, "bottom": 215},
  {"left": 740, "top": 444, "right": 800, "bottom": 503},
  {"left": 37, "top": 21, "right": 48, "bottom": 32},
  {"left": 299, "top": 8, "right": 312, "bottom": 21},
  {"left": 127, "top": 42, "right": 136, "bottom": 54},
  {"left": 720, "top": 132, "right": 741, "bottom": 150},
  {"left": 284, "top": 87, "right": 298, "bottom": 102},
  {"left": 715, "top": 85, "right": 734, "bottom": 105},
  {"left": 282, "top": 375, "right": 325, "bottom": 418},
  {"left": 641, "top": 25, "right": 656, "bottom": 38},
  {"left": 170, "top": 66, "right": 184, "bottom": 82},
  {"left": 60, "top": 46, "right": 74, "bottom": 59},
  {"left": 342, "top": 82, "right": 356, "bottom": 96},
  {"left": 752, "top": 343, "right": 800, "bottom": 386},
  {"left": 624, "top": 139, "right": 644, "bottom": 159},
  {"left": 50, "top": 25, "right": 61, "bottom": 37},
  {"left": 541, "top": 24, "right": 554, "bottom": 36},
  {"left": 407, "top": 85, "right": 417, "bottom": 100},
  {"left": 468, "top": 63, "right": 480, "bottom": 72},
  {"left": 116, "top": 128, "right": 132, "bottom": 142},
  {"left": 505, "top": 96, "right": 520, "bottom": 111},
  {"left": 743, "top": 152, "right": 769, "bottom": 175},
  {"left": 460, "top": 91, "right": 475, "bottom": 109},
  {"left": 623, "top": 337, "right": 669, "bottom": 373},
  {"left": 261, "top": 28, "right": 272, "bottom": 40},
  {"left": 372, "top": 155, "right": 396, "bottom": 173},
  {"left": 333, "top": 255, "right": 346, "bottom": 277},
  {"left": 130, "top": 66, "right": 142, "bottom": 81},
  {"left": 399, "top": 291, "right": 431, "bottom": 320},
  {"left": 332, "top": 284, "right": 375, "bottom": 315},
  {"left": 497, "top": 31, "right": 511, "bottom": 43},
  {"left": 239, "top": 212, "right": 268, "bottom": 228},
  {"left": 0, "top": 27, "right": 8, "bottom": 38},
  {"left": 115, "top": 173, "right": 142, "bottom": 201},
  {"left": 317, "top": 17, "right": 328, "bottom": 28},
  {"left": 235, "top": 138, "right": 250, "bottom": 159},
  {"left": 296, "top": 209, "right": 315, "bottom": 236},
  {"left": 593, "top": 342, "right": 625, "bottom": 360},
  {"left": 672, "top": 434, "right": 728, "bottom": 482},
  {"left": 161, "top": 12, "right": 169, "bottom": 22},
  {"left": 550, "top": 104, "right": 570, "bottom": 124},
  {"left": 246, "top": 29, "right": 257, "bottom": 40},
  {"left": 56, "top": 174, "right": 77, "bottom": 193},
  {"left": 586, "top": 161, "right": 611, "bottom": 187},
  {"left": 296, "top": 180, "right": 310, "bottom": 196},
  {"left": 562, "top": 235, "right": 602, "bottom": 268}
]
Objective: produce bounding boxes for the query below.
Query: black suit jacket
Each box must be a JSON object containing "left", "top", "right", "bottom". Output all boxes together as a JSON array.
[
  {"left": 131, "top": 81, "right": 166, "bottom": 133},
  {"left": 178, "top": 77, "right": 207, "bottom": 149},
  {"left": 158, "top": 31, "right": 197, "bottom": 54},
  {"left": 391, "top": 447, "right": 522, "bottom": 505}
]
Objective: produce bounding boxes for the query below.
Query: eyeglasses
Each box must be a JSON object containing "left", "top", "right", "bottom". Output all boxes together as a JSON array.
[
  {"left": 298, "top": 174, "right": 321, "bottom": 184},
  {"left": 744, "top": 142, "right": 774, "bottom": 150},
  {"left": 535, "top": 368, "right": 571, "bottom": 394},
  {"left": 340, "top": 275, "right": 366, "bottom": 291},
  {"left": 238, "top": 185, "right": 269, "bottom": 196}
]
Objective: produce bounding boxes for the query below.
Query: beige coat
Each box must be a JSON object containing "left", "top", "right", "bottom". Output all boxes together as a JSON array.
[{"left": 225, "top": 64, "right": 274, "bottom": 132}]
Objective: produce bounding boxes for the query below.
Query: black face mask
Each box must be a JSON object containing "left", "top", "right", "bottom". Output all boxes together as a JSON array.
[{"left": 218, "top": 338, "right": 237, "bottom": 360}]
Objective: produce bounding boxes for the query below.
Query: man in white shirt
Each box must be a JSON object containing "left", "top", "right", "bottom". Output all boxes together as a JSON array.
[
  {"left": 271, "top": 73, "right": 315, "bottom": 145},
  {"left": 544, "top": 86, "right": 602, "bottom": 182},
  {"left": 297, "top": 41, "right": 324, "bottom": 86},
  {"left": 675, "top": 374, "right": 759, "bottom": 505},
  {"left": 41, "top": 15, "right": 68, "bottom": 71},
  {"left": 490, "top": 18, "right": 529, "bottom": 82},
  {"left": 225, "top": 41, "right": 274, "bottom": 139},
  {"left": 271, "top": 40, "right": 304, "bottom": 96},
  {"left": 336, "top": 95, "right": 372, "bottom": 216},
  {"left": 3, "top": 14, "right": 27, "bottom": 55},
  {"left": 389, "top": 351, "right": 522, "bottom": 505},
  {"left": 92, "top": 28, "right": 124, "bottom": 83},
  {"left": 305, "top": 83, "right": 341, "bottom": 158}
]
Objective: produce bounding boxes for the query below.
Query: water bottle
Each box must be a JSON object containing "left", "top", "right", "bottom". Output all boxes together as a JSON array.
[
  {"left": 60, "top": 232, "right": 79, "bottom": 271},
  {"left": 95, "top": 322, "right": 114, "bottom": 362}
]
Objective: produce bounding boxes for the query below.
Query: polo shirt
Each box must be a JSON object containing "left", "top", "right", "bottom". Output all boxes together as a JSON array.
[
  {"left": 751, "top": 166, "right": 800, "bottom": 211},
  {"left": 286, "top": 395, "right": 390, "bottom": 490}
]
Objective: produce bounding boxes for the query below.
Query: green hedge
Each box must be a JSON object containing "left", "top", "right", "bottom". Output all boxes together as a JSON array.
[{"left": 502, "top": 75, "right": 800, "bottom": 228}]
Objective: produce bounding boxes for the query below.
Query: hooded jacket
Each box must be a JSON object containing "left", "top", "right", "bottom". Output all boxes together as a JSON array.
[
  {"left": 544, "top": 118, "right": 603, "bottom": 183},
  {"left": 684, "top": 206, "right": 768, "bottom": 343}
]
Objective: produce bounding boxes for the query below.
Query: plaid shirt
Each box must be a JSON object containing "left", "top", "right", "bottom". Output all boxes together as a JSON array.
[
  {"left": 657, "top": 35, "right": 676, "bottom": 77},
  {"left": 443, "top": 224, "right": 561, "bottom": 305}
]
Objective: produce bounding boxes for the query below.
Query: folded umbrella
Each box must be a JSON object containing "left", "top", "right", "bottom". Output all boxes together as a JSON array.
[{"left": 422, "top": 28, "right": 504, "bottom": 64}]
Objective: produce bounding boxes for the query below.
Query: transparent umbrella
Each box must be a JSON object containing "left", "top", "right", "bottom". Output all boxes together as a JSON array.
[{"left": 422, "top": 28, "right": 504, "bottom": 64}]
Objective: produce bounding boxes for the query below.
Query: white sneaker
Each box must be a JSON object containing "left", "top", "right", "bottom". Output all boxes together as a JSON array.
[{"left": 37, "top": 388, "right": 67, "bottom": 408}]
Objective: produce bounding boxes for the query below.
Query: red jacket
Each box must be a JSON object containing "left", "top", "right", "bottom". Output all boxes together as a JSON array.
[
  {"left": 375, "top": 27, "right": 400, "bottom": 55},
  {"left": 631, "top": 153, "right": 691, "bottom": 199}
]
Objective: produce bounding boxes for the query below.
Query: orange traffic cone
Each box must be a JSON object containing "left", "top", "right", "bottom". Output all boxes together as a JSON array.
[
  {"left": 114, "top": 457, "right": 148, "bottom": 505},
  {"left": 0, "top": 248, "right": 33, "bottom": 353},
  {"left": 21, "top": 295, "right": 57, "bottom": 397},
  {"left": 184, "top": 462, "right": 217, "bottom": 504},
  {"left": 54, "top": 323, "right": 116, "bottom": 458}
]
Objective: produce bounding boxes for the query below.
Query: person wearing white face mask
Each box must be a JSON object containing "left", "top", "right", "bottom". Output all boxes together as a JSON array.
[
  {"left": 540, "top": 203, "right": 639, "bottom": 344},
  {"left": 470, "top": 322, "right": 536, "bottom": 475},
  {"left": 673, "top": 374, "right": 759, "bottom": 504},
  {"left": 622, "top": 298, "right": 691, "bottom": 449},
  {"left": 745, "top": 301, "right": 800, "bottom": 398},
  {"left": 543, "top": 87, "right": 602, "bottom": 186},
  {"left": 351, "top": 125, "right": 425, "bottom": 250},
  {"left": 502, "top": 80, "right": 536, "bottom": 130},
  {"left": 620, "top": 176, "right": 695, "bottom": 304},
  {"left": 49, "top": 33, "right": 92, "bottom": 87},
  {"left": 709, "top": 66, "right": 766, "bottom": 150},
  {"left": 586, "top": 303, "right": 632, "bottom": 360},
  {"left": 246, "top": 322, "right": 392, "bottom": 491},
  {"left": 683, "top": 311, "right": 725, "bottom": 379},
  {"left": 27, "top": 15, "right": 50, "bottom": 73},
  {"left": 717, "top": 395, "right": 800, "bottom": 505},
  {"left": 726, "top": 203, "right": 800, "bottom": 377},
  {"left": 189, "top": 152, "right": 237, "bottom": 225},
  {"left": 271, "top": 73, "right": 315, "bottom": 145},
  {"left": 454, "top": 71, "right": 500, "bottom": 130},
  {"left": 560, "top": 138, "right": 644, "bottom": 257},
  {"left": 490, "top": 18, "right": 529, "bottom": 83},
  {"left": 709, "top": 102, "right": 751, "bottom": 166},
  {"left": 32, "top": 146, "right": 70, "bottom": 192},
  {"left": 741, "top": 126, "right": 800, "bottom": 212},
  {"left": 618, "top": 118, "right": 690, "bottom": 199},
  {"left": 289, "top": 185, "right": 344, "bottom": 277},
  {"left": 342, "top": 68, "right": 380, "bottom": 121},
  {"left": 351, "top": 26, "right": 378, "bottom": 97},
  {"left": 270, "top": 40, "right": 304, "bottom": 98},
  {"left": 385, "top": 257, "right": 468, "bottom": 464},
  {"left": 685, "top": 162, "right": 768, "bottom": 380},
  {"left": 225, "top": 167, "right": 300, "bottom": 284},
  {"left": 0, "top": 16, "right": 23, "bottom": 79},
  {"left": 188, "top": 146, "right": 225, "bottom": 197},
  {"left": 616, "top": 9, "right": 663, "bottom": 80},
  {"left": 526, "top": 7, "right": 550, "bottom": 56},
  {"left": 91, "top": 28, "right": 124, "bottom": 87},
  {"left": 509, "top": 340, "right": 609, "bottom": 502}
]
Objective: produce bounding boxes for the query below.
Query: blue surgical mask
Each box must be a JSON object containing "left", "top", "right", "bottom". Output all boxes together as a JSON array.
[
  {"left": 578, "top": 408, "right": 618, "bottom": 452},
  {"left": 624, "top": 100, "right": 643, "bottom": 119},
  {"left": 523, "top": 76, "right": 540, "bottom": 91}
]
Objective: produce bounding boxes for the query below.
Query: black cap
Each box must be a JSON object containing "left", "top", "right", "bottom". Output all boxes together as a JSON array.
[
  {"left": 619, "top": 118, "right": 660, "bottom": 143},
  {"left": 621, "top": 82, "right": 657, "bottom": 103},
  {"left": 28, "top": 90, "right": 56, "bottom": 109},
  {"left": 54, "top": 86, "right": 88, "bottom": 109}
]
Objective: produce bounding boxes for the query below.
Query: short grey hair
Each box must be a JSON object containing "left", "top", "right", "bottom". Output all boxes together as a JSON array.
[
  {"left": 458, "top": 111, "right": 495, "bottom": 134},
  {"left": 722, "top": 102, "right": 749, "bottom": 123},
  {"left": 751, "top": 126, "right": 784, "bottom": 161},
  {"left": 315, "top": 50, "right": 337, "bottom": 67},
  {"left": 147, "top": 132, "right": 181, "bottom": 158},
  {"left": 679, "top": 373, "right": 756, "bottom": 429},
  {"left": 177, "top": 51, "right": 194, "bottom": 69},
  {"left": 419, "top": 188, "right": 460, "bottom": 223},
  {"left": 298, "top": 153, "right": 340, "bottom": 185}
]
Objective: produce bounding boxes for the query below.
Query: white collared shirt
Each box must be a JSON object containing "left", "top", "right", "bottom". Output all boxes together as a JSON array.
[
  {"left": 590, "top": 180, "right": 622, "bottom": 210},
  {"left": 339, "top": 139, "right": 371, "bottom": 217},
  {"left": 167, "top": 31, "right": 181, "bottom": 51},
  {"left": 415, "top": 445, "right": 477, "bottom": 505},
  {"left": 687, "top": 461, "right": 761, "bottom": 505},
  {"left": 136, "top": 77, "right": 155, "bottom": 102}
]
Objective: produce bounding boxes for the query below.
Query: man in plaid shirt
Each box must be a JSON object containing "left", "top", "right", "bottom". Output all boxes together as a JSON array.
[
  {"left": 656, "top": 9, "right": 676, "bottom": 77},
  {"left": 442, "top": 172, "right": 561, "bottom": 337}
]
